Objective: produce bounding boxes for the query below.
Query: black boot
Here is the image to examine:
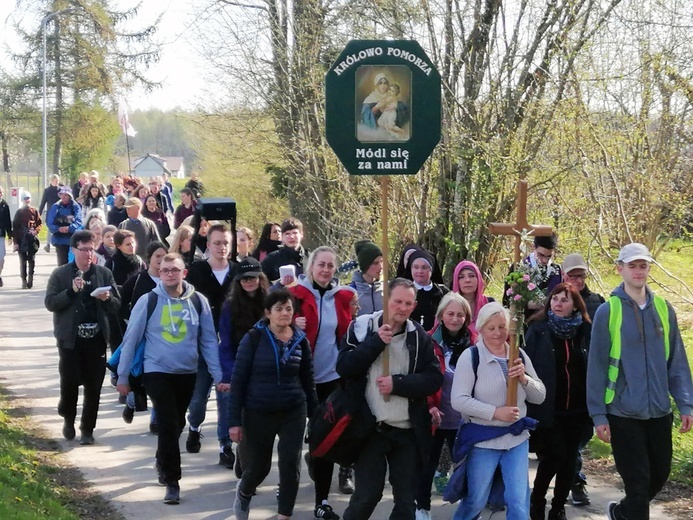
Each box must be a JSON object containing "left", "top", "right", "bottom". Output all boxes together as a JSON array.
[
  {"left": 548, "top": 507, "right": 567, "bottom": 520},
  {"left": 530, "top": 494, "right": 546, "bottom": 520}
]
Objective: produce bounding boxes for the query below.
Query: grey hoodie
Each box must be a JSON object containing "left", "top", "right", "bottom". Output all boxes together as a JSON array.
[
  {"left": 350, "top": 270, "right": 383, "bottom": 316},
  {"left": 117, "top": 280, "right": 222, "bottom": 385},
  {"left": 587, "top": 283, "right": 693, "bottom": 427}
]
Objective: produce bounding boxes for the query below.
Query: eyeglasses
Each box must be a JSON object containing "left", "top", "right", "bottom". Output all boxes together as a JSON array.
[
  {"left": 75, "top": 247, "right": 95, "bottom": 253},
  {"left": 160, "top": 267, "right": 183, "bottom": 275}
]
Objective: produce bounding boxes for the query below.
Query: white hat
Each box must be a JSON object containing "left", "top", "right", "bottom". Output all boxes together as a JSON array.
[
  {"left": 617, "top": 243, "right": 653, "bottom": 264},
  {"left": 22, "top": 192, "right": 31, "bottom": 200}
]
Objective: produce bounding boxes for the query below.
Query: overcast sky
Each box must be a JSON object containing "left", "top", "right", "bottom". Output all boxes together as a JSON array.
[{"left": 0, "top": 0, "right": 209, "bottom": 110}]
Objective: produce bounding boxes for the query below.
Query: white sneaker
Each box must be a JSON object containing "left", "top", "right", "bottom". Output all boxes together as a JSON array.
[{"left": 416, "top": 509, "right": 432, "bottom": 520}]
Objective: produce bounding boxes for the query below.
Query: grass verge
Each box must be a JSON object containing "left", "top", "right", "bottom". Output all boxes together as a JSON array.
[{"left": 0, "top": 387, "right": 123, "bottom": 520}]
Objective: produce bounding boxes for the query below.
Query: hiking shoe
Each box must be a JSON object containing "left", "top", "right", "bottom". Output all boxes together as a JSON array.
[
  {"left": 233, "top": 486, "right": 251, "bottom": 519},
  {"left": 548, "top": 508, "right": 567, "bottom": 520},
  {"left": 314, "top": 504, "right": 340, "bottom": 519},
  {"left": 79, "top": 431, "right": 95, "bottom": 445},
  {"left": 234, "top": 446, "right": 242, "bottom": 478},
  {"left": 416, "top": 509, "right": 432, "bottom": 520},
  {"left": 219, "top": 444, "right": 235, "bottom": 469},
  {"left": 62, "top": 419, "right": 76, "bottom": 440},
  {"left": 606, "top": 501, "right": 618, "bottom": 520},
  {"left": 163, "top": 483, "right": 180, "bottom": 505},
  {"left": 122, "top": 405, "right": 135, "bottom": 424},
  {"left": 571, "top": 482, "right": 590, "bottom": 506},
  {"left": 338, "top": 467, "right": 354, "bottom": 494},
  {"left": 186, "top": 429, "right": 202, "bottom": 453}
]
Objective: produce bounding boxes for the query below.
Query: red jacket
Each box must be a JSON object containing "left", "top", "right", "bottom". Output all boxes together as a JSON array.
[{"left": 289, "top": 282, "right": 354, "bottom": 353}]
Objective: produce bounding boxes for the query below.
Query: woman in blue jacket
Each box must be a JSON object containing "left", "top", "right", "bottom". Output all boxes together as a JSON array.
[
  {"left": 523, "top": 283, "right": 592, "bottom": 520},
  {"left": 218, "top": 256, "right": 269, "bottom": 470},
  {"left": 229, "top": 289, "right": 318, "bottom": 520}
]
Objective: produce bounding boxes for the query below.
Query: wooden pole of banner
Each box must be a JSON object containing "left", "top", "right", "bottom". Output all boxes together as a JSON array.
[
  {"left": 381, "top": 176, "right": 390, "bottom": 402},
  {"left": 488, "top": 180, "right": 552, "bottom": 406}
]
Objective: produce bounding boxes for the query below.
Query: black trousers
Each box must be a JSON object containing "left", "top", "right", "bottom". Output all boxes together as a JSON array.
[
  {"left": 608, "top": 413, "right": 673, "bottom": 520},
  {"left": 415, "top": 427, "right": 457, "bottom": 511},
  {"left": 18, "top": 251, "right": 36, "bottom": 284},
  {"left": 144, "top": 372, "right": 196, "bottom": 484},
  {"left": 57, "top": 335, "right": 107, "bottom": 434},
  {"left": 239, "top": 404, "right": 307, "bottom": 517},
  {"left": 313, "top": 379, "right": 341, "bottom": 505},
  {"left": 55, "top": 244, "right": 70, "bottom": 266},
  {"left": 531, "top": 414, "right": 590, "bottom": 509},
  {"left": 344, "top": 425, "right": 418, "bottom": 520}
]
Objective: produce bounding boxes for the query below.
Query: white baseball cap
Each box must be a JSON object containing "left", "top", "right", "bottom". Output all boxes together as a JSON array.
[{"left": 617, "top": 243, "right": 653, "bottom": 264}]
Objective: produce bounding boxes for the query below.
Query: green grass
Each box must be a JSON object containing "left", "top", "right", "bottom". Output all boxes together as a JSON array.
[{"left": 0, "top": 398, "right": 79, "bottom": 520}]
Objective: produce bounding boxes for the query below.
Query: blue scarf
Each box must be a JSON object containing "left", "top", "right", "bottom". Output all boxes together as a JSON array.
[{"left": 547, "top": 310, "right": 583, "bottom": 339}]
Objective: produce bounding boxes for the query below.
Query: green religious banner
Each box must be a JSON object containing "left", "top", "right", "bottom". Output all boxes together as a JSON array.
[
  {"left": 325, "top": 40, "right": 441, "bottom": 395},
  {"left": 325, "top": 40, "right": 441, "bottom": 175}
]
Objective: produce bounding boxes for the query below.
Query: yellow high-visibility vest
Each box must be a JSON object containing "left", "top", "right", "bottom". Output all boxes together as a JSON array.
[{"left": 605, "top": 295, "right": 670, "bottom": 404}]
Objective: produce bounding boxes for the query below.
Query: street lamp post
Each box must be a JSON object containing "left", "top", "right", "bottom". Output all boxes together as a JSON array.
[{"left": 42, "top": 8, "right": 76, "bottom": 189}]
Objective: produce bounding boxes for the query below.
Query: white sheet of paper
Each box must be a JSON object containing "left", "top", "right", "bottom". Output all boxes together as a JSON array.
[{"left": 90, "top": 286, "right": 111, "bottom": 297}]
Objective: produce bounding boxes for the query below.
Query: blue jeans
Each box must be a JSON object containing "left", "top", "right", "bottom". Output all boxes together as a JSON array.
[
  {"left": 186, "top": 356, "right": 231, "bottom": 445},
  {"left": 453, "top": 440, "right": 530, "bottom": 520}
]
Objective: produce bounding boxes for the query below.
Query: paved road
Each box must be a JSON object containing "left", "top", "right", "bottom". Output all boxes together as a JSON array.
[{"left": 0, "top": 249, "right": 670, "bottom": 519}]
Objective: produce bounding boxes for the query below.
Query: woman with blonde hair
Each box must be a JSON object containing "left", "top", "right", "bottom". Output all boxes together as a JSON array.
[
  {"left": 450, "top": 302, "right": 546, "bottom": 520},
  {"left": 169, "top": 225, "right": 203, "bottom": 266},
  {"left": 289, "top": 245, "right": 356, "bottom": 519}
]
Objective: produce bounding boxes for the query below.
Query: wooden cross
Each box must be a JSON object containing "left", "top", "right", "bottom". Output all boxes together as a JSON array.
[{"left": 488, "top": 179, "right": 553, "bottom": 406}]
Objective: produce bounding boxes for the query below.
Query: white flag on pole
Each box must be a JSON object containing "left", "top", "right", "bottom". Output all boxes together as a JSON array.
[{"left": 118, "top": 97, "right": 137, "bottom": 137}]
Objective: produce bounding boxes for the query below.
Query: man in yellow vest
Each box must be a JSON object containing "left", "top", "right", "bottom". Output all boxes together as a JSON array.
[{"left": 587, "top": 243, "right": 693, "bottom": 520}]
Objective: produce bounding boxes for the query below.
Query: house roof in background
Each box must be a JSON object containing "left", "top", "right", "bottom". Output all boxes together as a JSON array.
[
  {"left": 133, "top": 153, "right": 171, "bottom": 174},
  {"left": 160, "top": 156, "right": 184, "bottom": 171}
]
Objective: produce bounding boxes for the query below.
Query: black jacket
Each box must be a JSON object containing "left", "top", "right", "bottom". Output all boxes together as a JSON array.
[
  {"left": 0, "top": 200, "right": 11, "bottom": 238},
  {"left": 106, "top": 250, "right": 146, "bottom": 286},
  {"left": 261, "top": 245, "right": 308, "bottom": 283},
  {"left": 45, "top": 263, "right": 121, "bottom": 350},
  {"left": 118, "top": 270, "right": 157, "bottom": 322},
  {"left": 523, "top": 319, "right": 591, "bottom": 426},
  {"left": 107, "top": 207, "right": 128, "bottom": 227},
  {"left": 581, "top": 285, "right": 605, "bottom": 321},
  {"left": 39, "top": 185, "right": 61, "bottom": 214},
  {"left": 228, "top": 322, "right": 318, "bottom": 426},
  {"left": 337, "top": 313, "right": 443, "bottom": 464},
  {"left": 185, "top": 260, "right": 237, "bottom": 330}
]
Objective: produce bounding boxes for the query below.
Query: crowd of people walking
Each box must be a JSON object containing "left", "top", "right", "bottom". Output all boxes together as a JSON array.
[{"left": 0, "top": 170, "right": 691, "bottom": 520}]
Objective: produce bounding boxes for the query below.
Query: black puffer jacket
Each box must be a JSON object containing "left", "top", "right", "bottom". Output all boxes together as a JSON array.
[{"left": 228, "top": 322, "right": 318, "bottom": 426}]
